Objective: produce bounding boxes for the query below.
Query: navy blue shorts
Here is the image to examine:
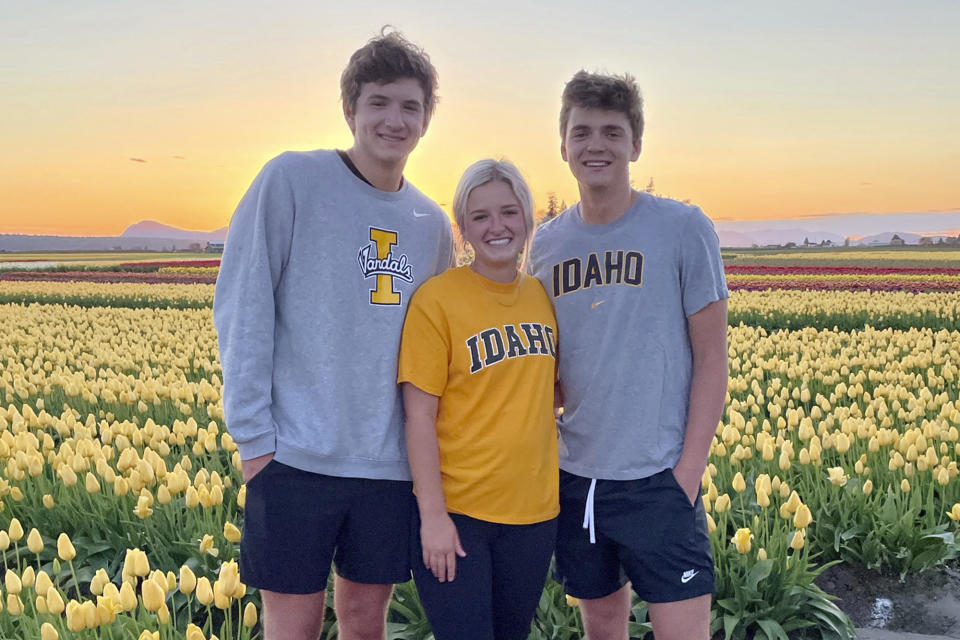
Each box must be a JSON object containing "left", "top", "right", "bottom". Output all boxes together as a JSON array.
[
  {"left": 239, "top": 460, "right": 414, "bottom": 593},
  {"left": 412, "top": 510, "right": 557, "bottom": 640},
  {"left": 555, "top": 469, "right": 714, "bottom": 603}
]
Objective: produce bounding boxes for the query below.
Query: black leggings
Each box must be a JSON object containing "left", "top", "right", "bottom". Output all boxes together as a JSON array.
[{"left": 412, "top": 511, "right": 557, "bottom": 640}]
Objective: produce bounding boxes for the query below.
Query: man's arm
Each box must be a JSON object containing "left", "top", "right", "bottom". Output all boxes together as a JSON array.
[
  {"left": 213, "top": 157, "right": 294, "bottom": 478},
  {"left": 673, "top": 298, "right": 728, "bottom": 504}
]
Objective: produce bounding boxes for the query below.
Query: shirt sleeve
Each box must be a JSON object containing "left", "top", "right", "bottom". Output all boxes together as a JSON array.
[
  {"left": 679, "top": 207, "right": 729, "bottom": 317},
  {"left": 397, "top": 284, "right": 450, "bottom": 396},
  {"left": 213, "top": 155, "right": 295, "bottom": 460}
]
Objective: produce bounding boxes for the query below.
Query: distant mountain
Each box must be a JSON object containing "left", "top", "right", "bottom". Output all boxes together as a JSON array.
[
  {"left": 122, "top": 221, "right": 227, "bottom": 241},
  {"left": 0, "top": 221, "right": 227, "bottom": 252},
  {"left": 853, "top": 231, "right": 922, "bottom": 246},
  {"left": 714, "top": 225, "right": 847, "bottom": 248}
]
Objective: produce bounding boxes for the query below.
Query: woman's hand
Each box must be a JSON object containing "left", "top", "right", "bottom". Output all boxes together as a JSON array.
[{"left": 420, "top": 512, "right": 467, "bottom": 582}]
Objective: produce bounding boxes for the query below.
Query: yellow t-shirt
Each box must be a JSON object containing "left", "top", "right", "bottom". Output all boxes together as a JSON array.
[{"left": 398, "top": 266, "right": 559, "bottom": 524}]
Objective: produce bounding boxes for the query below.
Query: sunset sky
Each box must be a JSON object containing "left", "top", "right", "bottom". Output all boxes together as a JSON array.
[{"left": 2, "top": 1, "right": 958, "bottom": 236}]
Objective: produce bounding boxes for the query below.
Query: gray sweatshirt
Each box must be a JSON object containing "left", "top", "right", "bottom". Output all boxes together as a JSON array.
[{"left": 214, "top": 149, "right": 453, "bottom": 480}]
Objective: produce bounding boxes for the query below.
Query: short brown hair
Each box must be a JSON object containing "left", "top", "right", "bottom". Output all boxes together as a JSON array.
[
  {"left": 340, "top": 28, "right": 439, "bottom": 121},
  {"left": 559, "top": 71, "right": 644, "bottom": 144}
]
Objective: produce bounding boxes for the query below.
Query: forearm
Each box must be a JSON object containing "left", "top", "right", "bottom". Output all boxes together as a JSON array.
[
  {"left": 677, "top": 299, "right": 729, "bottom": 485},
  {"left": 403, "top": 383, "right": 446, "bottom": 517}
]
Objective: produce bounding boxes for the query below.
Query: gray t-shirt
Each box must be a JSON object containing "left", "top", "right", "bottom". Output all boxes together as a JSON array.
[{"left": 529, "top": 192, "right": 728, "bottom": 480}]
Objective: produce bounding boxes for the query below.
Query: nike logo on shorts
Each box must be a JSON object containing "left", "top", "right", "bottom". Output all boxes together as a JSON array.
[
  {"left": 413, "top": 209, "right": 430, "bottom": 217},
  {"left": 590, "top": 300, "right": 605, "bottom": 309},
  {"left": 681, "top": 569, "right": 699, "bottom": 583}
]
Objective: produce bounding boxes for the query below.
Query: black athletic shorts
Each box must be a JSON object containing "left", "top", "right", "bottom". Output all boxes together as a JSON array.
[
  {"left": 555, "top": 468, "right": 714, "bottom": 603},
  {"left": 239, "top": 460, "right": 414, "bottom": 593}
]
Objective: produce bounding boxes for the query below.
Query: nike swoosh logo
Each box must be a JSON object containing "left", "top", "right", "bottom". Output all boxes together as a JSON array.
[
  {"left": 413, "top": 210, "right": 430, "bottom": 217},
  {"left": 681, "top": 570, "right": 699, "bottom": 583},
  {"left": 591, "top": 300, "right": 605, "bottom": 309}
]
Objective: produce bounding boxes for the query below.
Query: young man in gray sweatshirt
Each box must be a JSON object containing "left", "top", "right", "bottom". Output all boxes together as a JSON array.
[
  {"left": 214, "top": 30, "right": 453, "bottom": 640},
  {"left": 529, "top": 72, "right": 728, "bottom": 640}
]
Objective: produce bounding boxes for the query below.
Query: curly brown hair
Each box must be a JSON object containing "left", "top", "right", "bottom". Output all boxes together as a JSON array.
[
  {"left": 340, "top": 27, "right": 439, "bottom": 122},
  {"left": 559, "top": 71, "right": 644, "bottom": 144}
]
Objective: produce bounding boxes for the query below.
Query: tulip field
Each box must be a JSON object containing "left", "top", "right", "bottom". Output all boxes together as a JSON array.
[{"left": 0, "top": 250, "right": 959, "bottom": 639}]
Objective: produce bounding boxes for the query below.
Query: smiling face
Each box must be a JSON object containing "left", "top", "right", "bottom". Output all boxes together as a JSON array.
[
  {"left": 344, "top": 78, "right": 428, "bottom": 171},
  {"left": 462, "top": 180, "right": 527, "bottom": 282},
  {"left": 561, "top": 106, "right": 641, "bottom": 192}
]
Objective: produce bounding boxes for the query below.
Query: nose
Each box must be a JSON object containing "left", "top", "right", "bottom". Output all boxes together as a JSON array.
[
  {"left": 384, "top": 103, "right": 404, "bottom": 129},
  {"left": 585, "top": 133, "right": 604, "bottom": 152}
]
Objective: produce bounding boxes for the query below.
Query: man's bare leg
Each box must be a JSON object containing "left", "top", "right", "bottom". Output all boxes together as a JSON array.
[
  {"left": 647, "top": 593, "right": 711, "bottom": 640},
  {"left": 261, "top": 589, "right": 326, "bottom": 640},
  {"left": 334, "top": 575, "right": 394, "bottom": 640},
  {"left": 580, "top": 583, "right": 631, "bottom": 640}
]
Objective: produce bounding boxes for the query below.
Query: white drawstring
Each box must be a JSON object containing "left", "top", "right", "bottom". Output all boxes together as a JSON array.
[{"left": 582, "top": 478, "right": 597, "bottom": 544}]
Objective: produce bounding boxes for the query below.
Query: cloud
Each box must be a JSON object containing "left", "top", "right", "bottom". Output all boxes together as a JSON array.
[
  {"left": 173, "top": 155, "right": 185, "bottom": 160},
  {"left": 129, "top": 157, "right": 147, "bottom": 163},
  {"left": 713, "top": 216, "right": 736, "bottom": 222},
  {"left": 859, "top": 181, "right": 873, "bottom": 186}
]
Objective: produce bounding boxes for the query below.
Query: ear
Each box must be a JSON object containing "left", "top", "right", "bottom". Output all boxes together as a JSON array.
[
  {"left": 560, "top": 140, "right": 568, "bottom": 162},
  {"left": 630, "top": 138, "right": 642, "bottom": 161},
  {"left": 420, "top": 113, "right": 431, "bottom": 137},
  {"left": 343, "top": 103, "right": 357, "bottom": 135}
]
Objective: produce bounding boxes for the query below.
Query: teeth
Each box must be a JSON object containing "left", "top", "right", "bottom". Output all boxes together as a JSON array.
[
  {"left": 487, "top": 238, "right": 511, "bottom": 245},
  {"left": 585, "top": 161, "right": 608, "bottom": 167}
]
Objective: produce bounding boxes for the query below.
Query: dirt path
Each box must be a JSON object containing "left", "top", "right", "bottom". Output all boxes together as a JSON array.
[{"left": 817, "top": 562, "right": 960, "bottom": 639}]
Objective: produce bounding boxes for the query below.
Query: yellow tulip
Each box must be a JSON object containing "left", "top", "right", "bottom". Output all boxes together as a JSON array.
[
  {"left": 186, "top": 623, "right": 206, "bottom": 640},
  {"left": 119, "top": 581, "right": 138, "bottom": 611},
  {"left": 793, "top": 504, "right": 813, "bottom": 529},
  {"left": 714, "top": 494, "right": 731, "bottom": 513},
  {"left": 946, "top": 504, "right": 960, "bottom": 521},
  {"left": 731, "top": 472, "right": 746, "bottom": 493},
  {"left": 757, "top": 548, "right": 768, "bottom": 561},
  {"left": 224, "top": 521, "right": 242, "bottom": 543},
  {"left": 8, "top": 518, "right": 24, "bottom": 541},
  {"left": 827, "top": 467, "right": 848, "bottom": 487},
  {"left": 66, "top": 600, "right": 84, "bottom": 631},
  {"left": 706, "top": 513, "right": 717, "bottom": 533},
  {"left": 46, "top": 587, "right": 65, "bottom": 615},
  {"left": 7, "top": 593, "right": 23, "bottom": 616},
  {"left": 790, "top": 529, "right": 806, "bottom": 550},
  {"left": 35, "top": 570, "right": 53, "bottom": 596},
  {"left": 213, "top": 580, "right": 231, "bottom": 609},
  {"left": 0, "top": 531, "right": 9, "bottom": 551},
  {"left": 96, "top": 595, "right": 118, "bottom": 625},
  {"left": 180, "top": 565, "right": 197, "bottom": 594},
  {"left": 27, "top": 528, "right": 44, "bottom": 553},
  {"left": 85, "top": 473, "right": 101, "bottom": 494},
  {"left": 90, "top": 568, "right": 110, "bottom": 595},
  {"left": 138, "top": 631, "right": 160, "bottom": 640},
  {"left": 196, "top": 577, "right": 214, "bottom": 606},
  {"left": 81, "top": 599, "right": 97, "bottom": 629},
  {"left": 732, "top": 527, "right": 752, "bottom": 554},
  {"left": 41, "top": 622, "right": 59, "bottom": 640},
  {"left": 237, "top": 484, "right": 247, "bottom": 508},
  {"left": 243, "top": 601, "right": 259, "bottom": 627},
  {"left": 185, "top": 486, "right": 200, "bottom": 508},
  {"left": 901, "top": 478, "right": 911, "bottom": 493},
  {"left": 141, "top": 579, "right": 165, "bottom": 612},
  {"left": 863, "top": 479, "right": 874, "bottom": 495},
  {"left": 938, "top": 468, "right": 950, "bottom": 486},
  {"left": 36, "top": 594, "right": 48, "bottom": 613},
  {"left": 57, "top": 533, "right": 77, "bottom": 561},
  {"left": 158, "top": 602, "right": 171, "bottom": 625},
  {"left": 21, "top": 566, "right": 35, "bottom": 589},
  {"left": 5, "top": 569, "right": 22, "bottom": 594},
  {"left": 199, "top": 534, "right": 218, "bottom": 557}
]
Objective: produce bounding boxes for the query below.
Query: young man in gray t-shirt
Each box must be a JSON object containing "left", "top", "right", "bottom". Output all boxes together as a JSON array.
[{"left": 529, "top": 71, "right": 729, "bottom": 640}]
